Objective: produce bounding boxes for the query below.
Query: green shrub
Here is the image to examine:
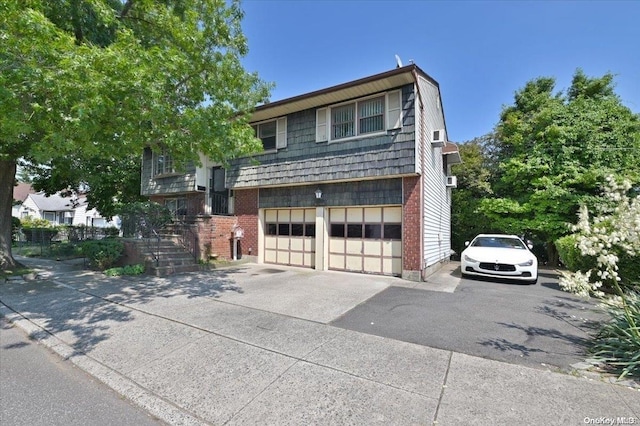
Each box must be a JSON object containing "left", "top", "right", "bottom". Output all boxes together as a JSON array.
[
  {"left": 21, "top": 216, "right": 56, "bottom": 229},
  {"left": 80, "top": 239, "right": 124, "bottom": 270},
  {"left": 104, "top": 263, "right": 145, "bottom": 276},
  {"left": 557, "top": 235, "right": 639, "bottom": 293},
  {"left": 618, "top": 252, "right": 640, "bottom": 291},
  {"left": 11, "top": 217, "right": 20, "bottom": 240},
  {"left": 49, "top": 241, "right": 82, "bottom": 258},
  {"left": 556, "top": 235, "right": 597, "bottom": 272},
  {"left": 590, "top": 292, "right": 640, "bottom": 379}
]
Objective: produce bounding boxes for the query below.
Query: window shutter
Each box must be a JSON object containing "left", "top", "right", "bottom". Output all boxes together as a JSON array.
[
  {"left": 276, "top": 117, "right": 287, "bottom": 149},
  {"left": 316, "top": 108, "right": 327, "bottom": 142},
  {"left": 386, "top": 90, "right": 402, "bottom": 130}
]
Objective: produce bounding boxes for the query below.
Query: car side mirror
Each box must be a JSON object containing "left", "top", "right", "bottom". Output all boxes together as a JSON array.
[
  {"left": 464, "top": 241, "right": 470, "bottom": 247},
  {"left": 527, "top": 243, "right": 534, "bottom": 250}
]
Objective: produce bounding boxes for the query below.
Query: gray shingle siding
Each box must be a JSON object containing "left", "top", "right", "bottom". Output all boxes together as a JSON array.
[
  {"left": 227, "top": 84, "right": 416, "bottom": 189},
  {"left": 141, "top": 148, "right": 197, "bottom": 195},
  {"left": 259, "top": 179, "right": 403, "bottom": 209}
]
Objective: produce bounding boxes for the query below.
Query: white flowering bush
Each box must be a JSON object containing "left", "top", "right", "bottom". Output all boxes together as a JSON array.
[
  {"left": 559, "top": 175, "right": 639, "bottom": 379},
  {"left": 559, "top": 176, "right": 639, "bottom": 297}
]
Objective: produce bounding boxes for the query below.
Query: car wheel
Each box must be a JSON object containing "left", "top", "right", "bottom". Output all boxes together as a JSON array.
[{"left": 527, "top": 278, "right": 538, "bottom": 285}]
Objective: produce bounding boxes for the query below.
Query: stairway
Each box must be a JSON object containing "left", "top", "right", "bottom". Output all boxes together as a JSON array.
[{"left": 130, "top": 239, "right": 200, "bottom": 277}]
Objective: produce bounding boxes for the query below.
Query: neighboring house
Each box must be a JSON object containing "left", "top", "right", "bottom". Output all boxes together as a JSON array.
[
  {"left": 141, "top": 64, "right": 461, "bottom": 281},
  {"left": 17, "top": 192, "right": 118, "bottom": 228},
  {"left": 11, "top": 182, "right": 36, "bottom": 218}
]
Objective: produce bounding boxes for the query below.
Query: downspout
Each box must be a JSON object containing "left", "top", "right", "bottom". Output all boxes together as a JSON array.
[{"left": 412, "top": 68, "right": 426, "bottom": 280}]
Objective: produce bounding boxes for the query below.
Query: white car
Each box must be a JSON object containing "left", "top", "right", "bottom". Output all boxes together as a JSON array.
[{"left": 461, "top": 234, "right": 538, "bottom": 284}]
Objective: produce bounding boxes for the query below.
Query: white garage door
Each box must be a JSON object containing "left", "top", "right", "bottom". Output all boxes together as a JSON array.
[
  {"left": 264, "top": 209, "right": 316, "bottom": 268},
  {"left": 329, "top": 206, "right": 402, "bottom": 276}
]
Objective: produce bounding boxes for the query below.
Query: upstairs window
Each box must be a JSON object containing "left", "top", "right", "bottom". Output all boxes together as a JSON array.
[
  {"left": 153, "top": 148, "right": 174, "bottom": 176},
  {"left": 317, "top": 90, "right": 402, "bottom": 143},
  {"left": 331, "top": 96, "right": 384, "bottom": 140},
  {"left": 254, "top": 120, "right": 276, "bottom": 150},
  {"left": 252, "top": 117, "right": 287, "bottom": 151},
  {"left": 358, "top": 96, "right": 385, "bottom": 134}
]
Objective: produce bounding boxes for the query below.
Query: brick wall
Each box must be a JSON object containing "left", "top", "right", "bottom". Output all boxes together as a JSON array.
[
  {"left": 194, "top": 216, "right": 237, "bottom": 260},
  {"left": 403, "top": 176, "right": 421, "bottom": 272},
  {"left": 234, "top": 188, "right": 259, "bottom": 258}
]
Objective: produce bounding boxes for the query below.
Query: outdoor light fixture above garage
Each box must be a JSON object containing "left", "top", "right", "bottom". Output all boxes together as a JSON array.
[{"left": 315, "top": 188, "right": 323, "bottom": 199}]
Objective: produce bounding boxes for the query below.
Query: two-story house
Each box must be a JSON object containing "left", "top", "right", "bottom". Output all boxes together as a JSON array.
[{"left": 141, "top": 64, "right": 461, "bottom": 281}]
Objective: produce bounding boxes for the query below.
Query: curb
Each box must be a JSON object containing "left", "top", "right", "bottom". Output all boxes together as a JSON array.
[{"left": 0, "top": 304, "right": 208, "bottom": 426}]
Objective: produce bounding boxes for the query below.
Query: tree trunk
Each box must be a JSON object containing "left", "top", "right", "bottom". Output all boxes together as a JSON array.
[
  {"left": 0, "top": 160, "right": 20, "bottom": 270},
  {"left": 546, "top": 241, "right": 559, "bottom": 267}
]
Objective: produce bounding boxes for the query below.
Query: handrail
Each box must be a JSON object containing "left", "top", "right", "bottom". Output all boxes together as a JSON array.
[
  {"left": 175, "top": 221, "right": 199, "bottom": 262},
  {"left": 143, "top": 228, "right": 161, "bottom": 267}
]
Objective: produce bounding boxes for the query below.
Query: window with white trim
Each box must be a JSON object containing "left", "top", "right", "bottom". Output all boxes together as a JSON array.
[
  {"left": 252, "top": 117, "right": 287, "bottom": 151},
  {"left": 153, "top": 148, "right": 175, "bottom": 176},
  {"left": 317, "top": 90, "right": 402, "bottom": 143}
]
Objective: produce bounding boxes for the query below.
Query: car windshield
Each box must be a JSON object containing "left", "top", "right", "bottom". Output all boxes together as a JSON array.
[{"left": 471, "top": 237, "right": 526, "bottom": 249}]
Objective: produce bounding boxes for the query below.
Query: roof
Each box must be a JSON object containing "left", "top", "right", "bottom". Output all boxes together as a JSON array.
[
  {"left": 13, "top": 182, "right": 36, "bottom": 202},
  {"left": 26, "top": 193, "right": 75, "bottom": 211},
  {"left": 251, "top": 64, "right": 438, "bottom": 123}
]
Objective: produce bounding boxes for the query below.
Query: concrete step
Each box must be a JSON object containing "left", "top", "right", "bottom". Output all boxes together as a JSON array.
[{"left": 148, "top": 263, "right": 201, "bottom": 277}]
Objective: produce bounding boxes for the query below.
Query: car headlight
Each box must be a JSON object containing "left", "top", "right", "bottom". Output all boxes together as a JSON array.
[
  {"left": 518, "top": 259, "right": 534, "bottom": 266},
  {"left": 464, "top": 255, "right": 478, "bottom": 263}
]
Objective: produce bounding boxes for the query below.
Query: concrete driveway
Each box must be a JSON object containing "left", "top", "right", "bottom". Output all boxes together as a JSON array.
[{"left": 2, "top": 257, "right": 637, "bottom": 425}]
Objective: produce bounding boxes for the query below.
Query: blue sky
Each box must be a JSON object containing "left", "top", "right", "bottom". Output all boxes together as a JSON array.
[{"left": 240, "top": 0, "right": 640, "bottom": 143}]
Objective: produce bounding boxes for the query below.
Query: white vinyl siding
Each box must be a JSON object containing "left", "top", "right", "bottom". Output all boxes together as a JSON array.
[{"left": 416, "top": 75, "right": 451, "bottom": 269}]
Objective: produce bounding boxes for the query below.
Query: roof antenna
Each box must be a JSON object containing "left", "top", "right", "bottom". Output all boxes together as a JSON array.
[{"left": 395, "top": 54, "right": 403, "bottom": 68}]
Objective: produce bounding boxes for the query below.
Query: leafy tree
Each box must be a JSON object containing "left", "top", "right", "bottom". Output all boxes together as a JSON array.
[
  {"left": 450, "top": 135, "right": 497, "bottom": 254},
  {"left": 479, "top": 70, "right": 640, "bottom": 264},
  {"left": 0, "top": 1, "right": 271, "bottom": 269}
]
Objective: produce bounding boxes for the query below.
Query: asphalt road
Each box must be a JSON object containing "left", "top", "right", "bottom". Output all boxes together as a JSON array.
[
  {"left": 0, "top": 318, "right": 163, "bottom": 426},
  {"left": 331, "top": 269, "right": 606, "bottom": 371}
]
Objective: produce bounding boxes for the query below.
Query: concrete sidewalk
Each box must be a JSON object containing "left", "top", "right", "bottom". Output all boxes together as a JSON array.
[{"left": 1, "top": 257, "right": 638, "bottom": 425}]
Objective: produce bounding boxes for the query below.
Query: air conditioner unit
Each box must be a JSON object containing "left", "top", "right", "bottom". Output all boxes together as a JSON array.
[
  {"left": 446, "top": 175, "right": 457, "bottom": 188},
  {"left": 431, "top": 129, "right": 445, "bottom": 147}
]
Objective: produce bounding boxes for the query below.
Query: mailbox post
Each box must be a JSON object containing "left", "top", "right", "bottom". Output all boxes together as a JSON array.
[{"left": 232, "top": 225, "right": 244, "bottom": 261}]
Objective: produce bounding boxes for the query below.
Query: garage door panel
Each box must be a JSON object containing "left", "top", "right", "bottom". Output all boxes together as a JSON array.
[
  {"left": 264, "top": 209, "right": 315, "bottom": 268},
  {"left": 364, "top": 257, "right": 382, "bottom": 273},
  {"left": 345, "top": 240, "right": 362, "bottom": 253},
  {"left": 330, "top": 254, "right": 345, "bottom": 269},
  {"left": 291, "top": 209, "right": 304, "bottom": 222},
  {"left": 345, "top": 255, "right": 363, "bottom": 271},
  {"left": 276, "top": 250, "right": 289, "bottom": 264},
  {"left": 265, "top": 237, "right": 277, "bottom": 249},
  {"left": 347, "top": 208, "right": 363, "bottom": 223},
  {"left": 385, "top": 207, "right": 402, "bottom": 222},
  {"left": 330, "top": 208, "right": 345, "bottom": 222},
  {"left": 277, "top": 237, "right": 289, "bottom": 250},
  {"left": 265, "top": 210, "right": 277, "bottom": 222},
  {"left": 363, "top": 240, "right": 382, "bottom": 256},
  {"left": 383, "top": 240, "right": 402, "bottom": 256},
  {"left": 364, "top": 207, "right": 382, "bottom": 222},
  {"left": 290, "top": 252, "right": 304, "bottom": 266},
  {"left": 265, "top": 250, "right": 277, "bottom": 263},
  {"left": 290, "top": 238, "right": 304, "bottom": 251},
  {"left": 305, "top": 253, "right": 315, "bottom": 267},
  {"left": 329, "top": 239, "right": 345, "bottom": 254},
  {"left": 329, "top": 206, "right": 402, "bottom": 277}
]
